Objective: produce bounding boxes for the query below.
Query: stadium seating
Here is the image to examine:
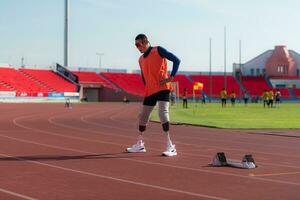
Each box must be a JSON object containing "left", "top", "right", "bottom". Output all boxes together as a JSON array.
[
  {"left": 101, "top": 72, "right": 145, "bottom": 96},
  {"left": 0, "top": 81, "right": 13, "bottom": 91},
  {"left": 0, "top": 68, "right": 50, "bottom": 95},
  {"left": 173, "top": 74, "right": 196, "bottom": 97},
  {"left": 293, "top": 88, "right": 300, "bottom": 98},
  {"left": 273, "top": 88, "right": 290, "bottom": 98},
  {"left": 190, "top": 75, "right": 240, "bottom": 97},
  {"left": 240, "top": 76, "right": 271, "bottom": 96},
  {"left": 72, "top": 71, "right": 116, "bottom": 89},
  {"left": 19, "top": 68, "right": 77, "bottom": 93},
  {"left": 101, "top": 73, "right": 200, "bottom": 97},
  {"left": 1, "top": 66, "right": 298, "bottom": 100}
]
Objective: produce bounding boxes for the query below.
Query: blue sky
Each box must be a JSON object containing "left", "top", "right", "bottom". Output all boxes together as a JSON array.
[{"left": 1, "top": 0, "right": 300, "bottom": 72}]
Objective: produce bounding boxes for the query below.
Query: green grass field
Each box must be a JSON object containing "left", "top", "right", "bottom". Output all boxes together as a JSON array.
[{"left": 151, "top": 102, "right": 300, "bottom": 129}]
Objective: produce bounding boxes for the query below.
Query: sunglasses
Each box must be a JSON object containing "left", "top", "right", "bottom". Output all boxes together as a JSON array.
[{"left": 135, "top": 42, "right": 142, "bottom": 48}]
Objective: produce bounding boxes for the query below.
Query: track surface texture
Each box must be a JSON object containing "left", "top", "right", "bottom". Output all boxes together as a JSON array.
[{"left": 0, "top": 103, "right": 299, "bottom": 200}]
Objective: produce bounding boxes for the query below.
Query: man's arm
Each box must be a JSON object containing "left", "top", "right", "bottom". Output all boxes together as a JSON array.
[
  {"left": 157, "top": 46, "right": 180, "bottom": 77},
  {"left": 157, "top": 46, "right": 180, "bottom": 84}
]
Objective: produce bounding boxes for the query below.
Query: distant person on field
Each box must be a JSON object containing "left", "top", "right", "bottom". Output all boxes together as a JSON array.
[
  {"left": 183, "top": 88, "right": 188, "bottom": 109},
  {"left": 275, "top": 89, "right": 281, "bottom": 106},
  {"left": 262, "top": 89, "right": 268, "bottom": 108},
  {"left": 243, "top": 92, "right": 250, "bottom": 106},
  {"left": 123, "top": 96, "right": 130, "bottom": 103},
  {"left": 268, "top": 89, "right": 274, "bottom": 108},
  {"left": 220, "top": 88, "right": 227, "bottom": 107},
  {"left": 230, "top": 90, "right": 236, "bottom": 106},
  {"left": 201, "top": 92, "right": 207, "bottom": 104},
  {"left": 65, "top": 98, "right": 72, "bottom": 109}
]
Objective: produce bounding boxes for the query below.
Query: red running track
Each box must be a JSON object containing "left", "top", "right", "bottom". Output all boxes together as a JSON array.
[{"left": 0, "top": 103, "right": 299, "bottom": 200}]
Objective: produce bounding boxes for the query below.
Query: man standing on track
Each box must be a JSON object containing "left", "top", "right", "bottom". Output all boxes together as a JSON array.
[{"left": 126, "top": 34, "right": 180, "bottom": 157}]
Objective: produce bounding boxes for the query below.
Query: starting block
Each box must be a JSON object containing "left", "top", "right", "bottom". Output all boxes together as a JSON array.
[{"left": 209, "top": 152, "right": 257, "bottom": 169}]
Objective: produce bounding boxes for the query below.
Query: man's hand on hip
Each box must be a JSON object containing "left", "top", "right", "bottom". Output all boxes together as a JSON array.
[{"left": 159, "top": 76, "right": 174, "bottom": 85}]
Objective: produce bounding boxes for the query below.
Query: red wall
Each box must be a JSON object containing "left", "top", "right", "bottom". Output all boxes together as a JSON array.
[{"left": 266, "top": 46, "right": 297, "bottom": 77}]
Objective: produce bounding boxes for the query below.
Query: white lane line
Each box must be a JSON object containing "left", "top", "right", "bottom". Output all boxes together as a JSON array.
[
  {"left": 49, "top": 113, "right": 300, "bottom": 159},
  {"left": 12, "top": 113, "right": 300, "bottom": 169},
  {"left": 0, "top": 188, "right": 38, "bottom": 200},
  {"left": 1, "top": 133, "right": 300, "bottom": 187},
  {"left": 0, "top": 152, "right": 228, "bottom": 200},
  {"left": 13, "top": 111, "right": 300, "bottom": 169},
  {"left": 14, "top": 114, "right": 300, "bottom": 169}
]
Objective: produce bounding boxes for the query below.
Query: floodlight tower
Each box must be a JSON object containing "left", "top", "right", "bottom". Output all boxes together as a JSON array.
[
  {"left": 209, "top": 38, "right": 212, "bottom": 102},
  {"left": 96, "top": 52, "right": 104, "bottom": 70},
  {"left": 224, "top": 26, "right": 227, "bottom": 88},
  {"left": 64, "top": 0, "right": 69, "bottom": 67}
]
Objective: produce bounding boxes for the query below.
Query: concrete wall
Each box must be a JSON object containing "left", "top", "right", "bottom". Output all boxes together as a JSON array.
[{"left": 99, "top": 88, "right": 143, "bottom": 102}]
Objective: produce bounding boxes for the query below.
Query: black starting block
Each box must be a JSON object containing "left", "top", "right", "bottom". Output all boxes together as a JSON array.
[
  {"left": 243, "top": 154, "right": 255, "bottom": 164},
  {"left": 216, "top": 152, "right": 228, "bottom": 166},
  {"left": 210, "top": 152, "right": 257, "bottom": 169},
  {"left": 209, "top": 152, "right": 228, "bottom": 166}
]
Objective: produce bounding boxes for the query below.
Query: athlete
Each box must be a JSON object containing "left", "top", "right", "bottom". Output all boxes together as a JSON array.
[{"left": 126, "top": 34, "right": 180, "bottom": 156}]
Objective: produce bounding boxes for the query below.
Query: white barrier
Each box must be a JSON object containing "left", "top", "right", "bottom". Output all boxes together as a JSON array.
[
  {"left": 0, "top": 91, "right": 16, "bottom": 97},
  {"left": 64, "top": 92, "right": 79, "bottom": 97}
]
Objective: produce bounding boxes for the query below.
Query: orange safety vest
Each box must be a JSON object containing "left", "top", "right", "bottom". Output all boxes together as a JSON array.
[{"left": 139, "top": 47, "right": 171, "bottom": 97}]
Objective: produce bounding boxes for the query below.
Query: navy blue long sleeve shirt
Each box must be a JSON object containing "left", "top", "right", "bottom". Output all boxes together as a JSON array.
[{"left": 141, "top": 46, "right": 180, "bottom": 84}]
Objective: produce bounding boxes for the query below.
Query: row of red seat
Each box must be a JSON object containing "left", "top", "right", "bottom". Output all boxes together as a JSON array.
[
  {"left": 241, "top": 77, "right": 271, "bottom": 96},
  {"left": 72, "top": 71, "right": 116, "bottom": 90},
  {"left": 0, "top": 82, "right": 13, "bottom": 91},
  {"left": 0, "top": 68, "right": 50, "bottom": 93},
  {"left": 0, "top": 67, "right": 77, "bottom": 94},
  {"left": 190, "top": 75, "right": 241, "bottom": 97},
  {"left": 101, "top": 72, "right": 144, "bottom": 96},
  {"left": 20, "top": 69, "right": 77, "bottom": 92},
  {"left": 0, "top": 67, "right": 299, "bottom": 99},
  {"left": 96, "top": 72, "right": 299, "bottom": 98},
  {"left": 293, "top": 88, "right": 300, "bottom": 97}
]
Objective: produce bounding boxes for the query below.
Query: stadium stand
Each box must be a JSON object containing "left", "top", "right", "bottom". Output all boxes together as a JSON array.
[
  {"left": 101, "top": 72, "right": 144, "bottom": 96},
  {"left": 72, "top": 71, "right": 116, "bottom": 89},
  {"left": 0, "top": 81, "right": 14, "bottom": 91},
  {"left": 173, "top": 74, "right": 195, "bottom": 97},
  {"left": 0, "top": 66, "right": 298, "bottom": 100},
  {"left": 190, "top": 75, "right": 241, "bottom": 97},
  {"left": 293, "top": 88, "right": 300, "bottom": 98},
  {"left": 0, "top": 68, "right": 50, "bottom": 95},
  {"left": 19, "top": 68, "right": 77, "bottom": 93},
  {"left": 273, "top": 88, "right": 290, "bottom": 98},
  {"left": 240, "top": 76, "right": 271, "bottom": 96}
]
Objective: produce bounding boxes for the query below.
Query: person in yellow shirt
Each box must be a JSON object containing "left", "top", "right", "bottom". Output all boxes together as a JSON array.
[
  {"left": 230, "top": 91, "right": 236, "bottom": 106},
  {"left": 262, "top": 89, "right": 269, "bottom": 108},
  {"left": 220, "top": 88, "right": 227, "bottom": 107},
  {"left": 268, "top": 89, "right": 274, "bottom": 108}
]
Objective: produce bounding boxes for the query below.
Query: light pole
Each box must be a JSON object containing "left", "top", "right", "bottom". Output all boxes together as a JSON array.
[
  {"left": 224, "top": 26, "right": 227, "bottom": 89},
  {"left": 96, "top": 53, "right": 104, "bottom": 70},
  {"left": 209, "top": 37, "right": 212, "bottom": 102},
  {"left": 64, "top": 0, "right": 69, "bottom": 67},
  {"left": 21, "top": 57, "right": 25, "bottom": 68}
]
